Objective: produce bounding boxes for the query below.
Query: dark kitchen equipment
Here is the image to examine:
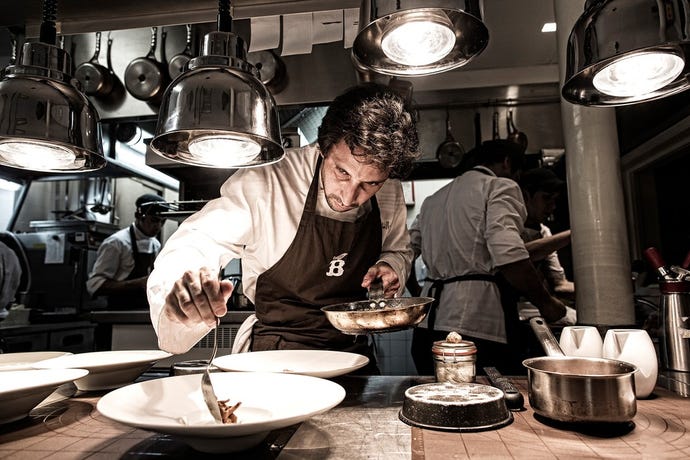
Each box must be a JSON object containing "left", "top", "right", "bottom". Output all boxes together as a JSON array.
[
  {"left": 124, "top": 27, "right": 169, "bottom": 104},
  {"left": 659, "top": 279, "right": 690, "bottom": 371},
  {"left": 483, "top": 366, "right": 524, "bottom": 411},
  {"left": 399, "top": 382, "right": 512, "bottom": 432},
  {"left": 505, "top": 109, "right": 528, "bottom": 152},
  {"left": 436, "top": 107, "right": 465, "bottom": 169},
  {"left": 474, "top": 112, "right": 482, "bottom": 148},
  {"left": 246, "top": 49, "right": 287, "bottom": 94},
  {"left": 524, "top": 317, "right": 637, "bottom": 423},
  {"left": 74, "top": 32, "right": 114, "bottom": 97},
  {"left": 168, "top": 24, "right": 194, "bottom": 80},
  {"left": 643, "top": 246, "right": 675, "bottom": 280},
  {"left": 492, "top": 111, "right": 500, "bottom": 140},
  {"left": 320, "top": 297, "right": 434, "bottom": 335}
]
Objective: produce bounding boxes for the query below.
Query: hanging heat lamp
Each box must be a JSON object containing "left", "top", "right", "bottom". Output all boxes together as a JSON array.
[
  {"left": 562, "top": 0, "right": 690, "bottom": 106},
  {"left": 150, "top": 0, "right": 283, "bottom": 168},
  {"left": 352, "top": 0, "right": 489, "bottom": 76},
  {"left": 0, "top": 0, "right": 105, "bottom": 172}
]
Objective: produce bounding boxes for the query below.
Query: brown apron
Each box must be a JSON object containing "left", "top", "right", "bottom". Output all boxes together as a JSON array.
[
  {"left": 251, "top": 156, "right": 382, "bottom": 357},
  {"left": 106, "top": 225, "right": 156, "bottom": 310}
]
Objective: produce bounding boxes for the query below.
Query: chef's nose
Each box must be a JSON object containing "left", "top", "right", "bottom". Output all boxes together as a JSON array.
[{"left": 342, "top": 185, "right": 360, "bottom": 207}]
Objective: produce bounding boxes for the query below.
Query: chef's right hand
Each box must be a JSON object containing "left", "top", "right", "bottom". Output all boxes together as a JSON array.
[{"left": 163, "top": 266, "right": 234, "bottom": 328}]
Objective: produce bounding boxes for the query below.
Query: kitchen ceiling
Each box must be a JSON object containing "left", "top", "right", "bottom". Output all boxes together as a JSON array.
[{"left": 0, "top": 0, "right": 560, "bottom": 83}]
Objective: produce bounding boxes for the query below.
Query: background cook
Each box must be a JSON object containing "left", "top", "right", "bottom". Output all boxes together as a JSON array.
[{"left": 87, "top": 194, "right": 166, "bottom": 310}]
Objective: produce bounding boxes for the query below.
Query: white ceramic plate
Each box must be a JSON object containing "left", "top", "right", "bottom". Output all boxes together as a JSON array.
[
  {"left": 0, "top": 368, "right": 89, "bottom": 424},
  {"left": 97, "top": 371, "right": 345, "bottom": 453},
  {"left": 213, "top": 350, "right": 369, "bottom": 378},
  {"left": 0, "top": 351, "right": 73, "bottom": 371},
  {"left": 33, "top": 350, "right": 172, "bottom": 391}
]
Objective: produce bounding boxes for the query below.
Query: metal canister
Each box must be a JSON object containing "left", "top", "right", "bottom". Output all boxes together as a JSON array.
[{"left": 432, "top": 332, "right": 477, "bottom": 383}]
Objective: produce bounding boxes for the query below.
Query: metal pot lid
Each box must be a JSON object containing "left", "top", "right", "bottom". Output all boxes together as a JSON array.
[
  {"left": 399, "top": 382, "right": 513, "bottom": 432},
  {"left": 432, "top": 331, "right": 476, "bottom": 356}
]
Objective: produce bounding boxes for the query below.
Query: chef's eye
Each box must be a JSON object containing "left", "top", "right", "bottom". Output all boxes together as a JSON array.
[{"left": 336, "top": 167, "right": 350, "bottom": 178}]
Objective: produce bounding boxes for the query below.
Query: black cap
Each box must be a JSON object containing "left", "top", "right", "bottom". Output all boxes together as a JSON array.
[
  {"left": 520, "top": 168, "right": 565, "bottom": 194},
  {"left": 135, "top": 194, "right": 166, "bottom": 215}
]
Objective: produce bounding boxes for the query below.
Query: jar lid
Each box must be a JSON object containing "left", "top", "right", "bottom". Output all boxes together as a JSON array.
[{"left": 431, "top": 332, "right": 476, "bottom": 356}]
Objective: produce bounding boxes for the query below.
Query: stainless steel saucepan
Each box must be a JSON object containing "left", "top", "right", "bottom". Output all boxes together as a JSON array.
[{"left": 523, "top": 317, "right": 637, "bottom": 423}]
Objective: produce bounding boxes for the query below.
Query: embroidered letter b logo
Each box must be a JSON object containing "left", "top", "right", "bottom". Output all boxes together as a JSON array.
[{"left": 326, "top": 253, "right": 348, "bottom": 277}]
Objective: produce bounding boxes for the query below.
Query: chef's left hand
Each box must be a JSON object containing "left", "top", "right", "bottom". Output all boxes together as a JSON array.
[{"left": 361, "top": 262, "right": 400, "bottom": 298}]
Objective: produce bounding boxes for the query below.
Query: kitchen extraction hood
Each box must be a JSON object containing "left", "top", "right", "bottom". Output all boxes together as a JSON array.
[{"left": 3, "top": 0, "right": 360, "bottom": 36}]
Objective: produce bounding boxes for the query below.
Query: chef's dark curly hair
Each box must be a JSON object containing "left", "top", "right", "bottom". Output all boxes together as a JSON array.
[{"left": 317, "top": 83, "right": 420, "bottom": 180}]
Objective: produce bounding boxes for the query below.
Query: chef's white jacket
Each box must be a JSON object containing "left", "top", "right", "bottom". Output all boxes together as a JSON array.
[
  {"left": 148, "top": 144, "right": 413, "bottom": 353},
  {"left": 521, "top": 223, "right": 567, "bottom": 286},
  {"left": 412, "top": 166, "right": 529, "bottom": 344},
  {"left": 86, "top": 225, "right": 161, "bottom": 296}
]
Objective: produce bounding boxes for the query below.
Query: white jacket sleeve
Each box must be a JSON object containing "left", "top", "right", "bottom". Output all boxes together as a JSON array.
[
  {"left": 147, "top": 183, "right": 255, "bottom": 354},
  {"left": 376, "top": 180, "right": 413, "bottom": 296}
]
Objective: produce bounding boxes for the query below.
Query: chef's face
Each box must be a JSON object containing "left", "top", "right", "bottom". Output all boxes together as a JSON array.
[
  {"left": 525, "top": 190, "right": 559, "bottom": 225},
  {"left": 137, "top": 214, "right": 165, "bottom": 237},
  {"left": 321, "top": 140, "right": 388, "bottom": 212}
]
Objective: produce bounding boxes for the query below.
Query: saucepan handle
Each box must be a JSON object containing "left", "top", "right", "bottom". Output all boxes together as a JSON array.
[{"left": 529, "top": 317, "right": 565, "bottom": 357}]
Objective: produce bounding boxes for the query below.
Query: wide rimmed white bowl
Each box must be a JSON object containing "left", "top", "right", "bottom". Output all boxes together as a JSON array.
[
  {"left": 97, "top": 371, "right": 345, "bottom": 453},
  {"left": 0, "top": 368, "right": 89, "bottom": 424},
  {"left": 213, "top": 349, "right": 369, "bottom": 378},
  {"left": 33, "top": 350, "right": 171, "bottom": 391},
  {"left": 0, "top": 351, "right": 73, "bottom": 371}
]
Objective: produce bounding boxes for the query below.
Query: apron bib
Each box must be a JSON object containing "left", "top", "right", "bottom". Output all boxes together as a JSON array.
[
  {"left": 107, "top": 225, "right": 155, "bottom": 310},
  {"left": 252, "top": 156, "right": 382, "bottom": 354}
]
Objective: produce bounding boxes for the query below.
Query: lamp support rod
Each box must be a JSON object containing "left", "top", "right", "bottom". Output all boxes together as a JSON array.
[
  {"left": 39, "top": 0, "right": 58, "bottom": 45},
  {"left": 217, "top": 0, "right": 232, "bottom": 33}
]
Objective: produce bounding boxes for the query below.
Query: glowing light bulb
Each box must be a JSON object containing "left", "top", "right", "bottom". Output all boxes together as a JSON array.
[
  {"left": 187, "top": 134, "right": 262, "bottom": 167},
  {"left": 593, "top": 52, "right": 685, "bottom": 97},
  {"left": 382, "top": 20, "right": 456, "bottom": 66},
  {"left": 0, "top": 140, "right": 84, "bottom": 170}
]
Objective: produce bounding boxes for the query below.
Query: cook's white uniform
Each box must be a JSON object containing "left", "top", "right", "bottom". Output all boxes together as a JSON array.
[
  {"left": 87, "top": 225, "right": 161, "bottom": 296},
  {"left": 521, "top": 223, "right": 568, "bottom": 287},
  {"left": 413, "top": 166, "right": 528, "bottom": 344},
  {"left": 148, "top": 144, "right": 413, "bottom": 354}
]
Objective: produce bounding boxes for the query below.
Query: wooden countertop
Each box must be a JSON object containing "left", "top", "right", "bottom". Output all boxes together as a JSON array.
[{"left": 0, "top": 375, "right": 688, "bottom": 459}]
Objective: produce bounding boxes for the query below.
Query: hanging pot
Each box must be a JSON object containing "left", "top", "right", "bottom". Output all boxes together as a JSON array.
[
  {"left": 492, "top": 111, "right": 500, "bottom": 140},
  {"left": 506, "top": 109, "right": 528, "bottom": 152},
  {"left": 168, "top": 24, "right": 193, "bottom": 80},
  {"left": 436, "top": 108, "right": 465, "bottom": 169},
  {"left": 246, "top": 49, "right": 287, "bottom": 94},
  {"left": 124, "top": 26, "right": 169, "bottom": 105},
  {"left": 474, "top": 112, "right": 482, "bottom": 148},
  {"left": 74, "top": 32, "right": 114, "bottom": 97}
]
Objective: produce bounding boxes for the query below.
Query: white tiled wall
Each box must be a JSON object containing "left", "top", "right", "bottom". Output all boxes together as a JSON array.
[{"left": 373, "top": 329, "right": 418, "bottom": 375}]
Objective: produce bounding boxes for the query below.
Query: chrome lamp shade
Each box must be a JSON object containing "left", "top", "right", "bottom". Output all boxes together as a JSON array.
[
  {"left": 0, "top": 42, "right": 105, "bottom": 172},
  {"left": 352, "top": 0, "right": 489, "bottom": 76},
  {"left": 150, "top": 31, "right": 284, "bottom": 169},
  {"left": 562, "top": 0, "right": 690, "bottom": 106}
]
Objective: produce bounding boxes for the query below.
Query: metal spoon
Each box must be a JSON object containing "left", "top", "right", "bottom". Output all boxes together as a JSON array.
[{"left": 201, "top": 317, "right": 222, "bottom": 423}]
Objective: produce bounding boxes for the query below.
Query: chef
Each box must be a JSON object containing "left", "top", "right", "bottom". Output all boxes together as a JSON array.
[
  {"left": 0, "top": 240, "right": 22, "bottom": 318},
  {"left": 87, "top": 194, "right": 166, "bottom": 309},
  {"left": 147, "top": 83, "right": 420, "bottom": 369},
  {"left": 409, "top": 140, "right": 576, "bottom": 376},
  {"left": 519, "top": 167, "right": 574, "bottom": 298}
]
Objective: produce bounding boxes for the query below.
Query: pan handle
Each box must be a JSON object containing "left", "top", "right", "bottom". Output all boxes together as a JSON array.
[{"left": 529, "top": 317, "right": 565, "bottom": 357}]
